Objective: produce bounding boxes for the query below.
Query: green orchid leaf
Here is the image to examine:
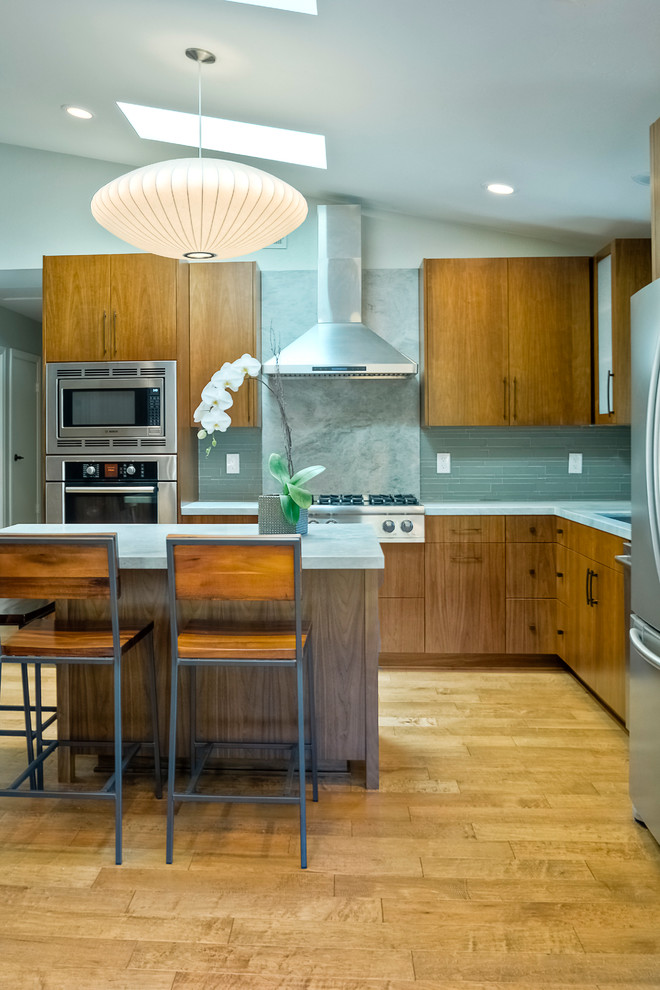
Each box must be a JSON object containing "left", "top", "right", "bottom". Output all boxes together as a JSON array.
[
  {"left": 269, "top": 452, "right": 290, "bottom": 488},
  {"left": 280, "top": 493, "right": 299, "bottom": 524},
  {"left": 290, "top": 464, "right": 325, "bottom": 487},
  {"left": 287, "top": 484, "right": 313, "bottom": 509}
]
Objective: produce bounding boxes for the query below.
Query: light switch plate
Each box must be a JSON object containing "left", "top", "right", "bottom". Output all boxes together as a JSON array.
[
  {"left": 226, "top": 453, "right": 240, "bottom": 474},
  {"left": 437, "top": 453, "right": 451, "bottom": 474},
  {"left": 568, "top": 452, "right": 582, "bottom": 474}
]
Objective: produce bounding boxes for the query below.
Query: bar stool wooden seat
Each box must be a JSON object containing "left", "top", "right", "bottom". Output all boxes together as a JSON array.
[
  {"left": 0, "top": 599, "right": 57, "bottom": 756},
  {"left": 0, "top": 534, "right": 162, "bottom": 865},
  {"left": 165, "top": 535, "right": 318, "bottom": 868}
]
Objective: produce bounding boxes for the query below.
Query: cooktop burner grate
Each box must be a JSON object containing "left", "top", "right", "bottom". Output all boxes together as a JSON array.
[{"left": 316, "top": 493, "right": 420, "bottom": 506}]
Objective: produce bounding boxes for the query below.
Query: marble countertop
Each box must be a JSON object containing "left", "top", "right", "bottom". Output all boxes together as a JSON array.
[
  {"left": 0, "top": 523, "right": 384, "bottom": 571},
  {"left": 182, "top": 499, "right": 631, "bottom": 539}
]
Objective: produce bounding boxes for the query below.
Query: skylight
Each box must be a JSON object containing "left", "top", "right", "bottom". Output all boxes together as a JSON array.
[
  {"left": 117, "top": 102, "right": 327, "bottom": 169},
  {"left": 225, "top": 0, "right": 317, "bottom": 13}
]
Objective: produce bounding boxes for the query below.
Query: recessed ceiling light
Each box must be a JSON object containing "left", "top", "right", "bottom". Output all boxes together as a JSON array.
[
  {"left": 117, "top": 101, "right": 327, "bottom": 169},
  {"left": 225, "top": 0, "right": 317, "bottom": 12},
  {"left": 486, "top": 182, "right": 515, "bottom": 195},
  {"left": 62, "top": 105, "right": 93, "bottom": 120}
]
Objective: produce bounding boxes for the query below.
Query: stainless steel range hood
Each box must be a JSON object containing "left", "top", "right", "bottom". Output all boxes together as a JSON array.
[{"left": 262, "top": 204, "right": 417, "bottom": 378}]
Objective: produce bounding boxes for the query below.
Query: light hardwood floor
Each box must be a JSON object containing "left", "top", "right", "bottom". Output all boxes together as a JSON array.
[{"left": 1, "top": 663, "right": 660, "bottom": 989}]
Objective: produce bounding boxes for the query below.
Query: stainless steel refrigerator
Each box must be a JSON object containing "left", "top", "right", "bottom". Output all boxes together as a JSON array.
[{"left": 630, "top": 276, "right": 660, "bottom": 842}]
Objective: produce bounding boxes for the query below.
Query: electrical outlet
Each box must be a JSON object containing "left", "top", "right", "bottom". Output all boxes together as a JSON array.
[
  {"left": 437, "top": 453, "right": 451, "bottom": 474},
  {"left": 568, "top": 452, "right": 582, "bottom": 474},
  {"left": 226, "top": 453, "right": 240, "bottom": 474}
]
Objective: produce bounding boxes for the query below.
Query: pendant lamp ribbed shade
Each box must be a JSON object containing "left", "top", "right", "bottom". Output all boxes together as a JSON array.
[{"left": 91, "top": 157, "right": 308, "bottom": 260}]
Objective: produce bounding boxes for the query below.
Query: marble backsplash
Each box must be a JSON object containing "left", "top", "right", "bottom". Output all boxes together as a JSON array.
[{"left": 260, "top": 269, "right": 421, "bottom": 497}]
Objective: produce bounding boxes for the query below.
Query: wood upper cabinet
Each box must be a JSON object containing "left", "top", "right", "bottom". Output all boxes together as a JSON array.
[
  {"left": 421, "top": 257, "right": 592, "bottom": 426},
  {"left": 43, "top": 254, "right": 178, "bottom": 362},
  {"left": 593, "top": 238, "right": 651, "bottom": 425},
  {"left": 421, "top": 259, "right": 508, "bottom": 425},
  {"left": 507, "top": 257, "right": 591, "bottom": 425},
  {"left": 425, "top": 516, "right": 505, "bottom": 653},
  {"left": 188, "top": 262, "right": 261, "bottom": 428}
]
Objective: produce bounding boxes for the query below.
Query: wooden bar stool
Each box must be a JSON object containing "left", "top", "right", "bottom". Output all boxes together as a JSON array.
[
  {"left": 0, "top": 599, "right": 57, "bottom": 769},
  {"left": 165, "top": 535, "right": 318, "bottom": 868},
  {"left": 0, "top": 534, "right": 162, "bottom": 865}
]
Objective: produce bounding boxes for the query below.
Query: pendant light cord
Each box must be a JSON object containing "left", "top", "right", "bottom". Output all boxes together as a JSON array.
[{"left": 197, "top": 58, "right": 202, "bottom": 159}]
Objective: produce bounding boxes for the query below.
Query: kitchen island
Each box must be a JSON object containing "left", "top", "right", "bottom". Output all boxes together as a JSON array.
[{"left": 1, "top": 523, "right": 384, "bottom": 788}]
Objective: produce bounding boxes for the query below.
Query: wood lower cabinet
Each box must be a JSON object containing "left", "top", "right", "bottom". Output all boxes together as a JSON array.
[
  {"left": 43, "top": 254, "right": 178, "bottom": 362},
  {"left": 379, "top": 544, "right": 425, "bottom": 654},
  {"left": 424, "top": 516, "right": 505, "bottom": 654},
  {"left": 505, "top": 516, "right": 557, "bottom": 654},
  {"left": 188, "top": 262, "right": 261, "bottom": 428},
  {"left": 556, "top": 521, "right": 627, "bottom": 721},
  {"left": 421, "top": 257, "right": 592, "bottom": 426}
]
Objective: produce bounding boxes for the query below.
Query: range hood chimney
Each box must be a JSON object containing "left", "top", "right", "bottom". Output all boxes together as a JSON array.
[{"left": 262, "top": 204, "right": 418, "bottom": 378}]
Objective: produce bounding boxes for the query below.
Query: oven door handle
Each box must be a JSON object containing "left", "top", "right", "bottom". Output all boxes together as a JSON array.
[{"left": 64, "top": 485, "right": 158, "bottom": 494}]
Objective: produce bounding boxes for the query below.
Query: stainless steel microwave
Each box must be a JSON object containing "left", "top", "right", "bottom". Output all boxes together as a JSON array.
[{"left": 46, "top": 360, "right": 177, "bottom": 454}]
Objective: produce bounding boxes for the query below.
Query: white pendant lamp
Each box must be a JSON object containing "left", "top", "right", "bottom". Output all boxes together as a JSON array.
[{"left": 91, "top": 49, "right": 308, "bottom": 260}]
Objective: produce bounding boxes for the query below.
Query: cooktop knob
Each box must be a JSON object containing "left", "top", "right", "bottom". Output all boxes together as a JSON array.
[
  {"left": 382, "top": 519, "right": 395, "bottom": 533},
  {"left": 126, "top": 464, "right": 136, "bottom": 476},
  {"left": 85, "top": 464, "right": 96, "bottom": 477},
  {"left": 400, "top": 519, "right": 413, "bottom": 533}
]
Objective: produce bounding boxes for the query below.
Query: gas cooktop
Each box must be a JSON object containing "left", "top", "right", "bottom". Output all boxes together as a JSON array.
[{"left": 315, "top": 493, "right": 420, "bottom": 506}]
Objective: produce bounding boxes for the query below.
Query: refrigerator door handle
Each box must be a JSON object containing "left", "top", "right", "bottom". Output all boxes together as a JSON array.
[
  {"left": 630, "top": 627, "right": 660, "bottom": 672},
  {"left": 645, "top": 328, "right": 660, "bottom": 583}
]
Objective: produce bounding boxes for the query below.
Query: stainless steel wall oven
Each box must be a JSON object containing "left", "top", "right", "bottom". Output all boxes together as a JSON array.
[{"left": 45, "top": 455, "right": 177, "bottom": 525}]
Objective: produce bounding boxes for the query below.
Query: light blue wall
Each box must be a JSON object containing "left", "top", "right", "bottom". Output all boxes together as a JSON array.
[{"left": 0, "top": 305, "right": 42, "bottom": 354}]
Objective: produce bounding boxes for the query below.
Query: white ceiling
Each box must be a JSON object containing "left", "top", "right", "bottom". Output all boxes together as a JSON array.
[{"left": 1, "top": 0, "right": 660, "bottom": 322}]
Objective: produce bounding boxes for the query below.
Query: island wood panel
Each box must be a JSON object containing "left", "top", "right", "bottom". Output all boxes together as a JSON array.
[
  {"left": 422, "top": 258, "right": 509, "bottom": 426},
  {"left": 56, "top": 565, "right": 380, "bottom": 787},
  {"left": 188, "top": 262, "right": 260, "bottom": 427},
  {"left": 43, "top": 255, "right": 111, "bottom": 362},
  {"left": 505, "top": 599, "right": 557, "bottom": 654},
  {"left": 507, "top": 257, "right": 592, "bottom": 425},
  {"left": 593, "top": 238, "right": 651, "bottom": 425},
  {"left": 425, "top": 542, "right": 505, "bottom": 653}
]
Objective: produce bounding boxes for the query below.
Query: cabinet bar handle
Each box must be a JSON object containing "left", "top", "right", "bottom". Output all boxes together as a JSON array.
[
  {"left": 513, "top": 377, "right": 518, "bottom": 421},
  {"left": 449, "top": 555, "right": 483, "bottom": 563},
  {"left": 112, "top": 311, "right": 117, "bottom": 356},
  {"left": 556, "top": 571, "right": 563, "bottom": 578},
  {"left": 607, "top": 369, "right": 614, "bottom": 416},
  {"left": 503, "top": 377, "right": 508, "bottom": 421},
  {"left": 450, "top": 527, "right": 481, "bottom": 534},
  {"left": 590, "top": 569, "right": 598, "bottom": 606},
  {"left": 102, "top": 310, "right": 107, "bottom": 356},
  {"left": 585, "top": 567, "right": 591, "bottom": 605}
]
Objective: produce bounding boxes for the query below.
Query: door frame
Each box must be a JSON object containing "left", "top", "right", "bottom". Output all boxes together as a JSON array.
[{"left": 7, "top": 348, "right": 42, "bottom": 524}]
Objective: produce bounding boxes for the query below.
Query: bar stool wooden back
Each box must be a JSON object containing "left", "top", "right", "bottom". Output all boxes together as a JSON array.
[
  {"left": 165, "top": 535, "right": 318, "bottom": 868},
  {"left": 0, "top": 534, "right": 162, "bottom": 864}
]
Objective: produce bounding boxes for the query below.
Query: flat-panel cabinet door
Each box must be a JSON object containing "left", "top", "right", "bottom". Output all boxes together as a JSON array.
[
  {"left": 425, "top": 542, "right": 505, "bottom": 653},
  {"left": 507, "top": 257, "right": 591, "bottom": 425},
  {"left": 506, "top": 600, "right": 557, "bottom": 654},
  {"left": 189, "top": 262, "right": 260, "bottom": 427},
  {"left": 109, "top": 255, "right": 178, "bottom": 361},
  {"left": 422, "top": 259, "right": 508, "bottom": 426},
  {"left": 43, "top": 255, "right": 111, "bottom": 362},
  {"left": 591, "top": 562, "right": 626, "bottom": 720}
]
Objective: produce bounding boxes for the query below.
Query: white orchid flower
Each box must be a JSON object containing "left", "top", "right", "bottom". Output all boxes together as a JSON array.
[
  {"left": 201, "top": 382, "right": 234, "bottom": 412},
  {"left": 232, "top": 353, "right": 261, "bottom": 378},
  {"left": 200, "top": 407, "right": 232, "bottom": 434},
  {"left": 211, "top": 362, "right": 245, "bottom": 392},
  {"left": 193, "top": 400, "right": 211, "bottom": 423}
]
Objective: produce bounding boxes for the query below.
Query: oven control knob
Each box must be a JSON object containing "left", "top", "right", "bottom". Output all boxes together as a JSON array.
[
  {"left": 125, "top": 464, "right": 136, "bottom": 476},
  {"left": 85, "top": 464, "right": 96, "bottom": 477},
  {"left": 382, "top": 519, "right": 395, "bottom": 533},
  {"left": 400, "top": 519, "right": 414, "bottom": 533}
]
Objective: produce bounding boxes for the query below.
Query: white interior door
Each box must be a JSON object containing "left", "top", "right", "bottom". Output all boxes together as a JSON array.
[{"left": 8, "top": 349, "right": 41, "bottom": 524}]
